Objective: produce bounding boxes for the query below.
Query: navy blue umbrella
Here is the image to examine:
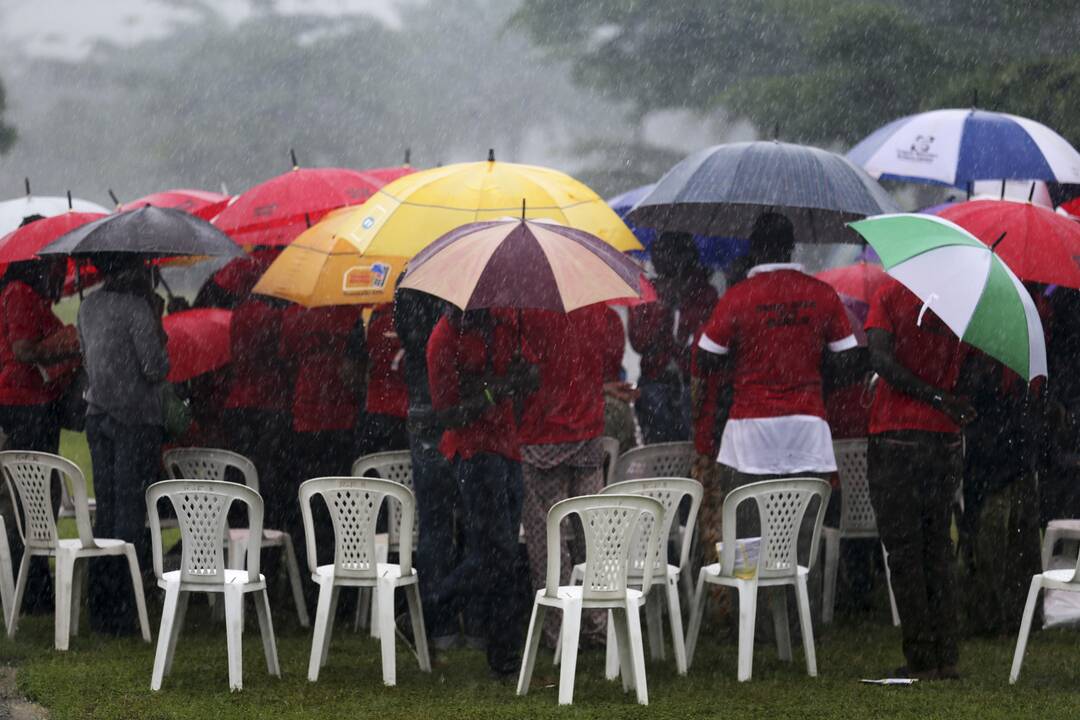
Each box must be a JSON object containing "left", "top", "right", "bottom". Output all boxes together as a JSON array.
[
  {"left": 627, "top": 141, "right": 899, "bottom": 243},
  {"left": 607, "top": 184, "right": 748, "bottom": 268},
  {"left": 39, "top": 206, "right": 243, "bottom": 258}
]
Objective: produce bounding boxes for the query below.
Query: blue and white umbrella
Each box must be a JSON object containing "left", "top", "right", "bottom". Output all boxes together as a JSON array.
[{"left": 848, "top": 108, "right": 1080, "bottom": 188}]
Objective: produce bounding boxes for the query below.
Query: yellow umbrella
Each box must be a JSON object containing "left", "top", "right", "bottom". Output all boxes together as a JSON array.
[{"left": 253, "top": 155, "right": 641, "bottom": 306}]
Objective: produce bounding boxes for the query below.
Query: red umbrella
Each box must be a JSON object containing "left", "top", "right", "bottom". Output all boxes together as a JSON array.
[
  {"left": 163, "top": 308, "right": 232, "bottom": 382},
  {"left": 118, "top": 189, "right": 231, "bottom": 221},
  {"left": 0, "top": 211, "right": 106, "bottom": 263},
  {"left": 213, "top": 166, "right": 410, "bottom": 247},
  {"left": 815, "top": 261, "right": 888, "bottom": 304},
  {"left": 938, "top": 199, "right": 1080, "bottom": 288}
]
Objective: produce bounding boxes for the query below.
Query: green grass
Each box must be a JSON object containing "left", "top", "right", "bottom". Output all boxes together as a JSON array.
[{"left": 3, "top": 606, "right": 1080, "bottom": 719}]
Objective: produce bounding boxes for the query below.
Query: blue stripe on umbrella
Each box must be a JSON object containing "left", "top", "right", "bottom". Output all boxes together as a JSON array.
[{"left": 957, "top": 111, "right": 1055, "bottom": 183}]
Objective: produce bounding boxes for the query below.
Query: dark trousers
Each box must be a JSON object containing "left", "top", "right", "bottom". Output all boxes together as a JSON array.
[
  {"left": 439, "top": 452, "right": 524, "bottom": 671},
  {"left": 634, "top": 379, "right": 690, "bottom": 444},
  {"left": 358, "top": 413, "right": 409, "bottom": 458},
  {"left": 85, "top": 414, "right": 162, "bottom": 634},
  {"left": 0, "top": 402, "right": 61, "bottom": 613},
  {"left": 867, "top": 431, "right": 962, "bottom": 672},
  {"left": 224, "top": 409, "right": 291, "bottom": 531},
  {"left": 409, "top": 429, "right": 461, "bottom": 639}
]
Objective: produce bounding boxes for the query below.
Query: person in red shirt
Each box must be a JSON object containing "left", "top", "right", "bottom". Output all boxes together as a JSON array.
[
  {"left": 517, "top": 305, "right": 607, "bottom": 648},
  {"left": 865, "top": 277, "right": 975, "bottom": 680},
  {"left": 629, "top": 232, "right": 718, "bottom": 443},
  {"left": 427, "top": 308, "right": 530, "bottom": 676},
  {"left": 600, "top": 307, "right": 637, "bottom": 455},
  {"left": 358, "top": 303, "right": 408, "bottom": 456}
]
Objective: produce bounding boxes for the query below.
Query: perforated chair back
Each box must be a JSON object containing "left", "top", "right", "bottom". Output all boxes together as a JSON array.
[
  {"left": 602, "top": 477, "right": 702, "bottom": 578},
  {"left": 146, "top": 480, "right": 264, "bottom": 586},
  {"left": 299, "top": 477, "right": 416, "bottom": 581},
  {"left": 163, "top": 448, "right": 259, "bottom": 493},
  {"left": 351, "top": 451, "right": 415, "bottom": 549},
  {"left": 614, "top": 442, "right": 695, "bottom": 484},
  {"left": 833, "top": 439, "right": 877, "bottom": 537},
  {"left": 599, "top": 436, "right": 620, "bottom": 486},
  {"left": 0, "top": 451, "right": 94, "bottom": 550},
  {"left": 720, "top": 478, "right": 831, "bottom": 580},
  {"left": 545, "top": 494, "right": 664, "bottom": 603}
]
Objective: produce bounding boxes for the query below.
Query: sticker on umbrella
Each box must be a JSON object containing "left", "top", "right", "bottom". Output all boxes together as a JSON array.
[{"left": 342, "top": 262, "right": 392, "bottom": 294}]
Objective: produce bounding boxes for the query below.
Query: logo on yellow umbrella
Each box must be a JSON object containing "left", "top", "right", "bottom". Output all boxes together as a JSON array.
[{"left": 343, "top": 262, "right": 392, "bottom": 294}]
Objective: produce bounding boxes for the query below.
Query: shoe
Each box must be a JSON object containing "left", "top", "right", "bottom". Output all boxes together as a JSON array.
[
  {"left": 892, "top": 665, "right": 939, "bottom": 681},
  {"left": 431, "top": 634, "right": 463, "bottom": 651},
  {"left": 937, "top": 665, "right": 961, "bottom": 681}
]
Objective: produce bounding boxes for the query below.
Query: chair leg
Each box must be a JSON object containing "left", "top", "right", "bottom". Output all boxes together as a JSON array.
[
  {"left": 281, "top": 535, "right": 310, "bottom": 628},
  {"left": 645, "top": 585, "right": 665, "bottom": 661},
  {"left": 770, "top": 587, "right": 792, "bottom": 662},
  {"left": 405, "top": 584, "right": 431, "bottom": 672},
  {"left": 625, "top": 600, "right": 649, "bottom": 705},
  {"left": 377, "top": 577, "right": 397, "bottom": 686},
  {"left": 610, "top": 607, "right": 633, "bottom": 694},
  {"left": 821, "top": 529, "right": 839, "bottom": 625},
  {"left": 553, "top": 566, "right": 584, "bottom": 666},
  {"left": 123, "top": 545, "right": 152, "bottom": 643},
  {"left": 7, "top": 553, "right": 29, "bottom": 638},
  {"left": 665, "top": 573, "right": 688, "bottom": 675},
  {"left": 224, "top": 586, "right": 244, "bottom": 691},
  {"left": 253, "top": 589, "right": 281, "bottom": 678},
  {"left": 516, "top": 600, "right": 547, "bottom": 697},
  {"left": 1010, "top": 575, "right": 1044, "bottom": 684},
  {"left": 684, "top": 568, "right": 708, "bottom": 667},
  {"left": 736, "top": 580, "right": 758, "bottom": 682},
  {"left": 795, "top": 574, "right": 817, "bottom": 677},
  {"left": 308, "top": 580, "right": 334, "bottom": 682},
  {"left": 604, "top": 611, "right": 620, "bottom": 681},
  {"left": 151, "top": 583, "right": 182, "bottom": 691},
  {"left": 882, "top": 542, "right": 901, "bottom": 627},
  {"left": 69, "top": 557, "right": 85, "bottom": 638},
  {"left": 370, "top": 541, "right": 389, "bottom": 639},
  {"left": 321, "top": 586, "right": 340, "bottom": 668},
  {"left": 557, "top": 598, "right": 582, "bottom": 705},
  {"left": 355, "top": 588, "right": 371, "bottom": 633},
  {"left": 163, "top": 591, "right": 189, "bottom": 678},
  {"left": 54, "top": 553, "right": 74, "bottom": 651},
  {"left": 0, "top": 522, "right": 12, "bottom": 632}
]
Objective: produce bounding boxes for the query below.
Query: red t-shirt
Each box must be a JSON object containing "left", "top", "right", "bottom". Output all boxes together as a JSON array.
[
  {"left": 517, "top": 305, "right": 605, "bottom": 445},
  {"left": 825, "top": 381, "right": 872, "bottom": 439},
  {"left": 865, "top": 280, "right": 967, "bottom": 435},
  {"left": 698, "top": 267, "right": 854, "bottom": 420},
  {"left": 601, "top": 307, "right": 625, "bottom": 383},
  {"left": 427, "top": 312, "right": 520, "bottom": 461},
  {"left": 280, "top": 305, "right": 364, "bottom": 433},
  {"left": 0, "top": 281, "right": 65, "bottom": 406},
  {"left": 225, "top": 298, "right": 290, "bottom": 413},
  {"left": 365, "top": 304, "right": 408, "bottom": 419},
  {"left": 628, "top": 275, "right": 718, "bottom": 380}
]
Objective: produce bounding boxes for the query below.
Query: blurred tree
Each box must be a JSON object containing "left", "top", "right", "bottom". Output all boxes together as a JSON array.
[{"left": 0, "top": 77, "right": 15, "bottom": 154}]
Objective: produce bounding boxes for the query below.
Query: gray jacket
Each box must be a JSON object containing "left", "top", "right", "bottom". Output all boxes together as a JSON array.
[{"left": 77, "top": 289, "right": 170, "bottom": 427}]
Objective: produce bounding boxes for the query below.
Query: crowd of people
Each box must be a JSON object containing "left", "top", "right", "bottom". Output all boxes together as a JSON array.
[{"left": 0, "top": 206, "right": 1073, "bottom": 681}]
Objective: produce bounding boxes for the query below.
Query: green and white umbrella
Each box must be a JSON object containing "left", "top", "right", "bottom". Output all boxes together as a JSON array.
[{"left": 848, "top": 213, "right": 1047, "bottom": 380}]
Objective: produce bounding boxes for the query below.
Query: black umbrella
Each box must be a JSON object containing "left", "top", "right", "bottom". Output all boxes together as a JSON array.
[
  {"left": 626, "top": 141, "right": 900, "bottom": 243},
  {"left": 38, "top": 206, "right": 243, "bottom": 258}
]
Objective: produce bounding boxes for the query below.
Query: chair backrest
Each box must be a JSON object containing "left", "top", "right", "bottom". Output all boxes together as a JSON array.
[
  {"left": 162, "top": 447, "right": 259, "bottom": 493},
  {"left": 0, "top": 451, "right": 94, "bottom": 550},
  {"left": 545, "top": 494, "right": 664, "bottom": 602},
  {"left": 351, "top": 451, "right": 415, "bottom": 549},
  {"left": 146, "top": 480, "right": 264, "bottom": 586},
  {"left": 833, "top": 439, "right": 877, "bottom": 537},
  {"left": 720, "top": 477, "right": 831, "bottom": 580},
  {"left": 599, "top": 436, "right": 620, "bottom": 486},
  {"left": 602, "top": 477, "right": 703, "bottom": 577},
  {"left": 614, "top": 442, "right": 695, "bottom": 484},
  {"left": 298, "top": 477, "right": 416, "bottom": 580}
]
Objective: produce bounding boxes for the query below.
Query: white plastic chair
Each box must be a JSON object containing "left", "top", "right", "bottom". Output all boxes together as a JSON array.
[
  {"left": 147, "top": 479, "right": 280, "bottom": 692},
  {"left": 599, "top": 436, "right": 620, "bottom": 486},
  {"left": 349, "top": 451, "right": 415, "bottom": 636},
  {"left": 614, "top": 442, "right": 696, "bottom": 483},
  {"left": 822, "top": 439, "right": 900, "bottom": 626},
  {"left": 0, "top": 515, "right": 14, "bottom": 631},
  {"left": 1041, "top": 519, "right": 1080, "bottom": 572},
  {"left": 685, "top": 477, "right": 831, "bottom": 682},
  {"left": 557, "top": 477, "right": 702, "bottom": 677},
  {"left": 299, "top": 476, "right": 431, "bottom": 687},
  {"left": 163, "top": 448, "right": 309, "bottom": 628},
  {"left": 0, "top": 451, "right": 150, "bottom": 651},
  {"left": 518, "top": 493, "right": 664, "bottom": 706}
]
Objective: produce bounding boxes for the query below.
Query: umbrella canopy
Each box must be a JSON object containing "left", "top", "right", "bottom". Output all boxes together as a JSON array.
[
  {"left": 848, "top": 109, "right": 1080, "bottom": 188},
  {"left": 937, "top": 199, "right": 1080, "bottom": 289},
  {"left": 814, "top": 261, "right": 888, "bottom": 305},
  {"left": 118, "top": 189, "right": 232, "bottom": 221},
  {"left": 213, "top": 167, "right": 412, "bottom": 247},
  {"left": 627, "top": 141, "right": 899, "bottom": 242},
  {"left": 39, "top": 206, "right": 243, "bottom": 258},
  {"left": 400, "top": 218, "right": 644, "bottom": 312},
  {"left": 607, "top": 184, "right": 748, "bottom": 267},
  {"left": 848, "top": 214, "right": 1046, "bottom": 381},
  {"left": 252, "top": 228, "right": 385, "bottom": 307},
  {"left": 0, "top": 212, "right": 106, "bottom": 263},
  {"left": 0, "top": 195, "right": 109, "bottom": 236},
  {"left": 163, "top": 308, "right": 232, "bottom": 382}
]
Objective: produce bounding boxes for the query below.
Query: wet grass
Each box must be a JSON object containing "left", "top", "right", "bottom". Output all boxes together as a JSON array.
[{"left": 2, "top": 602, "right": 1080, "bottom": 720}]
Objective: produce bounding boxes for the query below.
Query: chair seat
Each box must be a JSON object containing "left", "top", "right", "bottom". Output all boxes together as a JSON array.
[
  {"left": 227, "top": 527, "right": 288, "bottom": 544},
  {"left": 535, "top": 585, "right": 644, "bottom": 609},
  {"left": 30, "top": 538, "right": 129, "bottom": 556},
  {"left": 1047, "top": 519, "right": 1080, "bottom": 532},
  {"left": 159, "top": 569, "right": 266, "bottom": 591},
  {"left": 1039, "top": 569, "right": 1080, "bottom": 590},
  {"left": 701, "top": 560, "right": 809, "bottom": 587},
  {"left": 311, "top": 563, "right": 416, "bottom": 586}
]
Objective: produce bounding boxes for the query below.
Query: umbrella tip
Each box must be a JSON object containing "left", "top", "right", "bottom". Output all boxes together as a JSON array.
[
  {"left": 404, "top": 148, "right": 411, "bottom": 167},
  {"left": 66, "top": 190, "right": 72, "bottom": 211},
  {"left": 23, "top": 177, "right": 30, "bottom": 197},
  {"left": 108, "top": 188, "right": 120, "bottom": 208},
  {"left": 773, "top": 122, "right": 780, "bottom": 141},
  {"left": 521, "top": 198, "right": 526, "bottom": 220},
  {"left": 1028, "top": 183, "right": 1036, "bottom": 203},
  {"left": 972, "top": 88, "right": 979, "bottom": 110},
  {"left": 290, "top": 148, "right": 299, "bottom": 170},
  {"left": 488, "top": 148, "right": 495, "bottom": 163}
]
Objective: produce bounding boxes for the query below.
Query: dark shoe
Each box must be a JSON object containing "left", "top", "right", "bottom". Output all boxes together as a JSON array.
[
  {"left": 937, "top": 665, "right": 961, "bottom": 681},
  {"left": 892, "top": 665, "right": 939, "bottom": 681}
]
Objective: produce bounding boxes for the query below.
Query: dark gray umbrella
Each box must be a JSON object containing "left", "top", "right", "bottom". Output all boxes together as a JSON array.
[
  {"left": 626, "top": 141, "right": 900, "bottom": 243},
  {"left": 38, "top": 206, "right": 243, "bottom": 257}
]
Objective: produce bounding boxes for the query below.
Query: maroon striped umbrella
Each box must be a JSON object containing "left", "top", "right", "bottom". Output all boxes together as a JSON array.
[{"left": 400, "top": 218, "right": 644, "bottom": 311}]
